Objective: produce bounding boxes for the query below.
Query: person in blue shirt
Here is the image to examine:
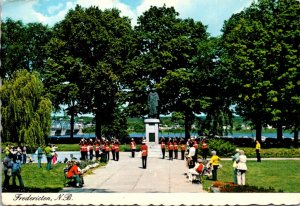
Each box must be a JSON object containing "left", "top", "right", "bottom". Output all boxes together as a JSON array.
[{"left": 11, "top": 156, "right": 24, "bottom": 188}]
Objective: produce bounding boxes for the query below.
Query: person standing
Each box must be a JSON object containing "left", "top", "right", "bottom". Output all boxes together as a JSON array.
[
  {"left": 3, "top": 153, "right": 13, "bottom": 190},
  {"left": 115, "top": 140, "right": 120, "bottom": 161},
  {"left": 236, "top": 150, "right": 247, "bottom": 185},
  {"left": 105, "top": 141, "right": 110, "bottom": 162},
  {"left": 22, "top": 145, "right": 27, "bottom": 164},
  {"left": 94, "top": 139, "right": 100, "bottom": 160},
  {"left": 180, "top": 141, "right": 186, "bottom": 160},
  {"left": 209, "top": 150, "right": 221, "bottom": 181},
  {"left": 44, "top": 144, "right": 52, "bottom": 171},
  {"left": 187, "top": 142, "right": 196, "bottom": 169},
  {"left": 11, "top": 156, "right": 24, "bottom": 189},
  {"left": 141, "top": 140, "right": 148, "bottom": 169},
  {"left": 130, "top": 139, "right": 137, "bottom": 158},
  {"left": 88, "top": 139, "right": 94, "bottom": 160},
  {"left": 193, "top": 139, "right": 199, "bottom": 163},
  {"left": 168, "top": 139, "right": 174, "bottom": 160},
  {"left": 160, "top": 138, "right": 166, "bottom": 159},
  {"left": 174, "top": 140, "right": 178, "bottom": 159},
  {"left": 201, "top": 139, "right": 209, "bottom": 160},
  {"left": 255, "top": 140, "right": 261, "bottom": 162},
  {"left": 111, "top": 141, "right": 116, "bottom": 160},
  {"left": 232, "top": 148, "right": 240, "bottom": 184},
  {"left": 37, "top": 145, "right": 43, "bottom": 169}
]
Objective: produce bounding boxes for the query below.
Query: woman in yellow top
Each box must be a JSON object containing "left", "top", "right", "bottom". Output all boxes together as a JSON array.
[
  {"left": 209, "top": 150, "right": 221, "bottom": 181},
  {"left": 255, "top": 140, "right": 261, "bottom": 162}
]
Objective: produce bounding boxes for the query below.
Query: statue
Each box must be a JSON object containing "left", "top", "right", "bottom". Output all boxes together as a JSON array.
[{"left": 148, "top": 91, "right": 160, "bottom": 118}]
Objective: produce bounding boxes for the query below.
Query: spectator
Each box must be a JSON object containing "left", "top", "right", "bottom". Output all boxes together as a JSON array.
[
  {"left": 236, "top": 150, "right": 247, "bottom": 185},
  {"left": 232, "top": 148, "right": 240, "bottom": 184},
  {"left": 255, "top": 140, "right": 261, "bottom": 162},
  {"left": 67, "top": 161, "right": 83, "bottom": 187},
  {"left": 3, "top": 153, "right": 13, "bottom": 190},
  {"left": 187, "top": 142, "right": 196, "bottom": 169},
  {"left": 36, "top": 145, "right": 43, "bottom": 169},
  {"left": 11, "top": 156, "right": 24, "bottom": 189},
  {"left": 22, "top": 145, "right": 27, "bottom": 164},
  {"left": 188, "top": 159, "right": 205, "bottom": 182},
  {"left": 209, "top": 150, "right": 221, "bottom": 181},
  {"left": 44, "top": 144, "right": 52, "bottom": 170}
]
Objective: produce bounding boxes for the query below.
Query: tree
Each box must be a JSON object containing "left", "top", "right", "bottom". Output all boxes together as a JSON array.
[
  {"left": 124, "top": 5, "right": 209, "bottom": 139},
  {"left": 0, "top": 70, "right": 51, "bottom": 147},
  {"left": 221, "top": 0, "right": 300, "bottom": 143},
  {"left": 44, "top": 5, "right": 133, "bottom": 139},
  {"left": 1, "top": 19, "right": 52, "bottom": 78}
]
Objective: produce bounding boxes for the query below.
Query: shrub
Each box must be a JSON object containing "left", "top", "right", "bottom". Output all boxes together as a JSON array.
[{"left": 207, "top": 138, "right": 236, "bottom": 157}]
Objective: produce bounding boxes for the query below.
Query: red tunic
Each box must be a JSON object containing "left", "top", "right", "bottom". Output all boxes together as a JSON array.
[
  {"left": 168, "top": 143, "right": 174, "bottom": 150},
  {"left": 161, "top": 142, "right": 166, "bottom": 149},
  {"left": 67, "top": 165, "right": 80, "bottom": 178},
  {"left": 174, "top": 143, "right": 178, "bottom": 150},
  {"left": 141, "top": 145, "right": 148, "bottom": 156}
]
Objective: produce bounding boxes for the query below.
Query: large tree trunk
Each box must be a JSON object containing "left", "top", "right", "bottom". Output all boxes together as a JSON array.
[
  {"left": 95, "top": 111, "right": 102, "bottom": 139},
  {"left": 293, "top": 128, "right": 299, "bottom": 148},
  {"left": 70, "top": 111, "right": 75, "bottom": 139},
  {"left": 255, "top": 122, "right": 262, "bottom": 143},
  {"left": 277, "top": 121, "right": 283, "bottom": 146}
]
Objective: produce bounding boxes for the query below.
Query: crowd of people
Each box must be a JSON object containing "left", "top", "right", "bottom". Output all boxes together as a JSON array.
[{"left": 3, "top": 145, "right": 26, "bottom": 191}]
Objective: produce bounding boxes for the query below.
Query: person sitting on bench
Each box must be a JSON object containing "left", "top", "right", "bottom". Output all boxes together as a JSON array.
[
  {"left": 188, "top": 158, "right": 204, "bottom": 182},
  {"left": 67, "top": 161, "right": 83, "bottom": 187}
]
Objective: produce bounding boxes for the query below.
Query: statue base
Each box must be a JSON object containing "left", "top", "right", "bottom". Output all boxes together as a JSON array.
[{"left": 144, "top": 118, "right": 160, "bottom": 145}]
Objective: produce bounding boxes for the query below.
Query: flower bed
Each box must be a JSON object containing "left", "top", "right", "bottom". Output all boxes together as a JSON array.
[{"left": 210, "top": 181, "right": 281, "bottom": 193}]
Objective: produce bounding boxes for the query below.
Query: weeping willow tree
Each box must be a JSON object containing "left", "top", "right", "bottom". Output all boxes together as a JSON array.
[{"left": 0, "top": 70, "right": 52, "bottom": 147}]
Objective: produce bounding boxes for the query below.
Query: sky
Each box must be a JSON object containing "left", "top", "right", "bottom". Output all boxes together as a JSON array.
[{"left": 2, "top": 0, "right": 254, "bottom": 37}]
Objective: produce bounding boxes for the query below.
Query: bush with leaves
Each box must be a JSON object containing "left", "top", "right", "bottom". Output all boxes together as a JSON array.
[{"left": 206, "top": 138, "right": 236, "bottom": 157}]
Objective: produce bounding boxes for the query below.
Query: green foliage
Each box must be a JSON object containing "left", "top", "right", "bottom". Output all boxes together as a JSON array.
[
  {"left": 203, "top": 160, "right": 300, "bottom": 193},
  {"left": 0, "top": 70, "right": 51, "bottom": 147},
  {"left": 207, "top": 138, "right": 236, "bottom": 157}
]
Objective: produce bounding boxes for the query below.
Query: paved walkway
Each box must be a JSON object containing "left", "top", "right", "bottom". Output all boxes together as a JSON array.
[{"left": 60, "top": 152, "right": 205, "bottom": 193}]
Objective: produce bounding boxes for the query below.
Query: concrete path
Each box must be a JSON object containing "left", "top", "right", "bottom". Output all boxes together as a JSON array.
[{"left": 60, "top": 152, "right": 205, "bottom": 193}]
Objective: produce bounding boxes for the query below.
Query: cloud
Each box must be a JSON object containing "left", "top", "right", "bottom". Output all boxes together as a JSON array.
[{"left": 2, "top": 0, "right": 254, "bottom": 36}]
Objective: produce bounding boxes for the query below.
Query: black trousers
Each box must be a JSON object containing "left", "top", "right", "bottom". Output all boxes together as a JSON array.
[
  {"left": 174, "top": 150, "right": 178, "bottom": 159},
  {"left": 256, "top": 149, "right": 261, "bottom": 162},
  {"left": 212, "top": 165, "right": 218, "bottom": 181},
  {"left": 89, "top": 150, "right": 93, "bottom": 160},
  {"left": 95, "top": 151, "right": 99, "bottom": 159},
  {"left": 202, "top": 148, "right": 208, "bottom": 160},
  {"left": 162, "top": 148, "right": 165, "bottom": 159},
  {"left": 115, "top": 152, "right": 119, "bottom": 161},
  {"left": 169, "top": 150, "right": 173, "bottom": 160},
  {"left": 131, "top": 149, "right": 136, "bottom": 158},
  {"left": 181, "top": 151, "right": 185, "bottom": 160},
  {"left": 142, "top": 156, "right": 147, "bottom": 168}
]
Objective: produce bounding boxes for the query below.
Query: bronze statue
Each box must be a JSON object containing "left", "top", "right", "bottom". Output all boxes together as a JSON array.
[{"left": 148, "top": 91, "right": 159, "bottom": 118}]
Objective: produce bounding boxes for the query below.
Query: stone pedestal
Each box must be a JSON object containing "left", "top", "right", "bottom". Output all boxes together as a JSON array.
[{"left": 144, "top": 118, "right": 160, "bottom": 144}]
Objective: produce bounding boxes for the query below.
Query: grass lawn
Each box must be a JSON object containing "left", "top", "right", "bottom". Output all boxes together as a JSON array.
[
  {"left": 2, "top": 162, "right": 106, "bottom": 192},
  {"left": 202, "top": 160, "right": 300, "bottom": 192}
]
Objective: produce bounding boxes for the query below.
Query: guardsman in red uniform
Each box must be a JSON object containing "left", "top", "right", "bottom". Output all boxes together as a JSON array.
[
  {"left": 82, "top": 140, "right": 88, "bottom": 160},
  {"left": 115, "top": 140, "right": 120, "bottom": 161},
  {"left": 174, "top": 140, "right": 178, "bottom": 159},
  {"left": 168, "top": 139, "right": 174, "bottom": 160},
  {"left": 130, "top": 139, "right": 137, "bottom": 158},
  {"left": 140, "top": 140, "right": 148, "bottom": 169},
  {"left": 111, "top": 141, "right": 116, "bottom": 160},
  {"left": 180, "top": 141, "right": 186, "bottom": 160},
  {"left": 105, "top": 141, "right": 110, "bottom": 161},
  {"left": 201, "top": 139, "right": 209, "bottom": 160},
  {"left": 94, "top": 139, "right": 100, "bottom": 160},
  {"left": 89, "top": 139, "right": 94, "bottom": 160},
  {"left": 160, "top": 138, "right": 166, "bottom": 159}
]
